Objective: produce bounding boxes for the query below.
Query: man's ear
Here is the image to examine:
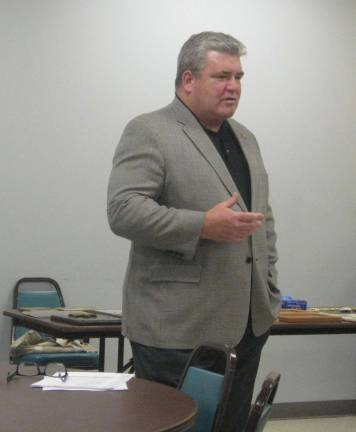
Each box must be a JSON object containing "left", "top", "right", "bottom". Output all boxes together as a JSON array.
[{"left": 181, "top": 70, "right": 195, "bottom": 94}]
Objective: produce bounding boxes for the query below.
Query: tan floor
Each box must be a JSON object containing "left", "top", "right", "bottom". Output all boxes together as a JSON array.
[{"left": 265, "top": 416, "right": 356, "bottom": 432}]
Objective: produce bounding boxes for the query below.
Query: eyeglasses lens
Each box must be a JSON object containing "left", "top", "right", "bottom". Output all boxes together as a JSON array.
[
  {"left": 18, "top": 363, "right": 40, "bottom": 376},
  {"left": 45, "top": 363, "right": 67, "bottom": 381}
]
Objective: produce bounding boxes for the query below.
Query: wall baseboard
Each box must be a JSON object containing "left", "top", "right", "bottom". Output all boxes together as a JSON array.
[{"left": 271, "top": 399, "right": 356, "bottom": 419}]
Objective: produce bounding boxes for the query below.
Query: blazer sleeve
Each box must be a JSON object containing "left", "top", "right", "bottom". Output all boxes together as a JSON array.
[
  {"left": 265, "top": 202, "right": 279, "bottom": 292},
  {"left": 107, "top": 116, "right": 205, "bottom": 260}
]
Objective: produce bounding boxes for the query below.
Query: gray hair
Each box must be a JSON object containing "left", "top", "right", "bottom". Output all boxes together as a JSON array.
[{"left": 175, "top": 31, "right": 247, "bottom": 88}]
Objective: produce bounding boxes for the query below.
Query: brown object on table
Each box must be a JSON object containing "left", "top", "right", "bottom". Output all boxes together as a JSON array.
[
  {"left": 278, "top": 310, "right": 343, "bottom": 323},
  {"left": 68, "top": 311, "right": 97, "bottom": 318},
  {"left": 0, "top": 363, "right": 197, "bottom": 432}
]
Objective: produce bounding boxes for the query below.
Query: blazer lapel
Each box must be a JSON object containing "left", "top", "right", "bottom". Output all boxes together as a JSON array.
[
  {"left": 228, "top": 121, "right": 259, "bottom": 212},
  {"left": 171, "top": 98, "right": 248, "bottom": 211}
]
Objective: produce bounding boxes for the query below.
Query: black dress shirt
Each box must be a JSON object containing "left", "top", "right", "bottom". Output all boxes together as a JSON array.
[{"left": 204, "top": 122, "right": 251, "bottom": 210}]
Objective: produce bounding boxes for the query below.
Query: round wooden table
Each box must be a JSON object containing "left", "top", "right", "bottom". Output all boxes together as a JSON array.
[{"left": 0, "top": 364, "right": 197, "bottom": 432}]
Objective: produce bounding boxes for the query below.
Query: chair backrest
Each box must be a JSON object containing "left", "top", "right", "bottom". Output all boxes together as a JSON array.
[
  {"left": 12, "top": 277, "right": 64, "bottom": 340},
  {"left": 178, "top": 343, "right": 237, "bottom": 432},
  {"left": 245, "top": 371, "right": 281, "bottom": 432},
  {"left": 180, "top": 367, "right": 224, "bottom": 432}
]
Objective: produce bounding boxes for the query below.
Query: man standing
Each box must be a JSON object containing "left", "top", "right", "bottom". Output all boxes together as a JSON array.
[{"left": 108, "top": 31, "right": 280, "bottom": 431}]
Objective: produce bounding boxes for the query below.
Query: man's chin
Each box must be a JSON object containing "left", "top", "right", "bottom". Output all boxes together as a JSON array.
[{"left": 219, "top": 107, "right": 237, "bottom": 120}]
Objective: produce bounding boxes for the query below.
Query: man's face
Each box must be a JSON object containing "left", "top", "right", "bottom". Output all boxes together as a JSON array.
[{"left": 184, "top": 51, "right": 244, "bottom": 130}]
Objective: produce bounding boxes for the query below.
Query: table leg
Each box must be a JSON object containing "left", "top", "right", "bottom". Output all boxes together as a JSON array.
[
  {"left": 117, "top": 334, "right": 124, "bottom": 372},
  {"left": 117, "top": 335, "right": 134, "bottom": 373},
  {"left": 99, "top": 337, "right": 105, "bottom": 371}
]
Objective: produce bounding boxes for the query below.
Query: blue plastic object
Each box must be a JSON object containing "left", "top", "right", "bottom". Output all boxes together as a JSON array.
[{"left": 281, "top": 295, "right": 307, "bottom": 310}]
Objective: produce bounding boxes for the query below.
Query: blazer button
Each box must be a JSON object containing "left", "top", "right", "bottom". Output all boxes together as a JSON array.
[{"left": 246, "top": 257, "right": 253, "bottom": 264}]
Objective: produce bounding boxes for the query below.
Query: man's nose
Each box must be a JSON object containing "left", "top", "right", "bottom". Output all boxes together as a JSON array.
[{"left": 226, "top": 77, "right": 240, "bottom": 92}]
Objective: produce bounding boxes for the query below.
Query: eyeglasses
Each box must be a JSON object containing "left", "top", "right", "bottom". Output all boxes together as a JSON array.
[{"left": 7, "top": 362, "right": 68, "bottom": 383}]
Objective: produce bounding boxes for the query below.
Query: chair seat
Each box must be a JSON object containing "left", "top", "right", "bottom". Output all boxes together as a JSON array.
[{"left": 14, "top": 351, "right": 99, "bottom": 368}]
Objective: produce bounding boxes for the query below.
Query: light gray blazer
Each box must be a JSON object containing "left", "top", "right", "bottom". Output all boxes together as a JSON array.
[{"left": 107, "top": 97, "right": 280, "bottom": 349}]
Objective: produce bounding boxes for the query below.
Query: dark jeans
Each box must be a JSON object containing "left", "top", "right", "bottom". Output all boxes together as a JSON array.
[{"left": 130, "top": 317, "right": 270, "bottom": 432}]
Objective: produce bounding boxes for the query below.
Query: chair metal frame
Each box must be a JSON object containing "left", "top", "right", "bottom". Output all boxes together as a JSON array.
[
  {"left": 178, "top": 342, "right": 237, "bottom": 432},
  {"left": 245, "top": 370, "right": 281, "bottom": 432}
]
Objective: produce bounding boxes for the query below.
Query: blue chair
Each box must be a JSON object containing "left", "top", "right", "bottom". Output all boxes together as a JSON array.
[
  {"left": 245, "top": 371, "right": 281, "bottom": 432},
  {"left": 11, "top": 277, "right": 99, "bottom": 368},
  {"left": 177, "top": 343, "right": 237, "bottom": 432}
]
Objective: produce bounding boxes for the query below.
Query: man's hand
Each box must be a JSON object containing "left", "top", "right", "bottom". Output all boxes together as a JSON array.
[{"left": 200, "top": 192, "right": 264, "bottom": 243}]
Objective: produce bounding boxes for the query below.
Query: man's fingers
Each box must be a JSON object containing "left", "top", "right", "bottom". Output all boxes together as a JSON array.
[
  {"left": 202, "top": 195, "right": 265, "bottom": 243},
  {"left": 236, "top": 212, "right": 264, "bottom": 223},
  {"left": 221, "top": 192, "right": 238, "bottom": 209}
]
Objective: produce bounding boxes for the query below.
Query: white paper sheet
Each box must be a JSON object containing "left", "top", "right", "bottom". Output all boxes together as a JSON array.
[
  {"left": 31, "top": 371, "right": 134, "bottom": 391},
  {"left": 341, "top": 313, "right": 356, "bottom": 322}
]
